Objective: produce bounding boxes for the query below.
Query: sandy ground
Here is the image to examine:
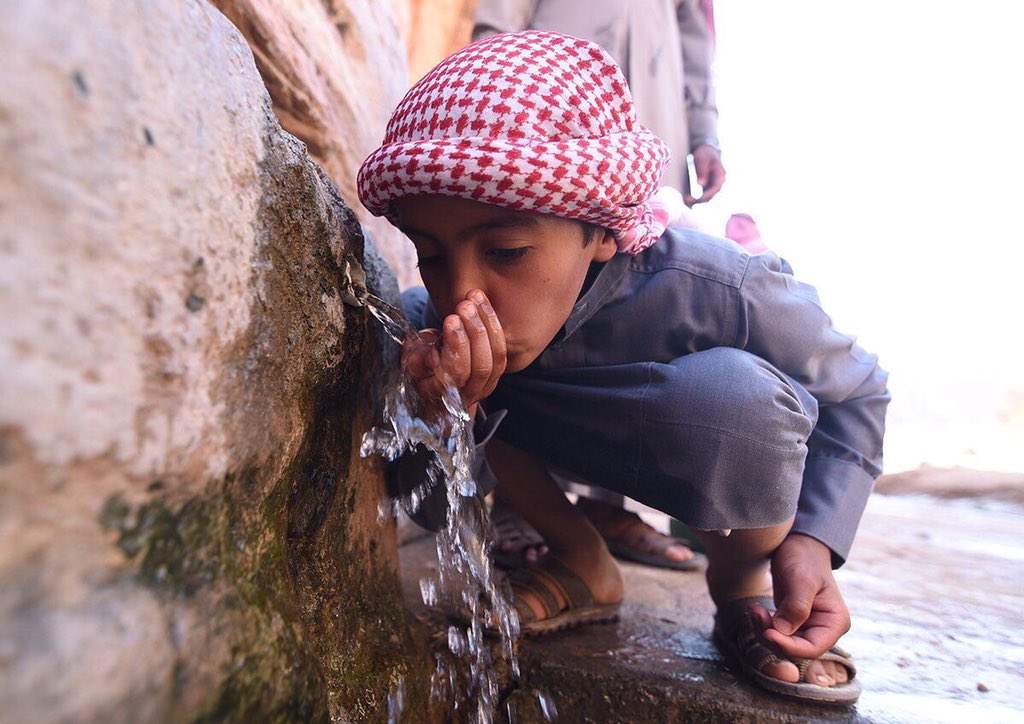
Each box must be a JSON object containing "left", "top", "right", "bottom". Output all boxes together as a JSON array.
[
  {"left": 839, "top": 494, "right": 1024, "bottom": 722},
  {"left": 874, "top": 466, "right": 1024, "bottom": 505}
]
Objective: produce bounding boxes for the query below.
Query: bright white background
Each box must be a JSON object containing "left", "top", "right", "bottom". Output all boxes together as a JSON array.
[{"left": 691, "top": 2, "right": 1024, "bottom": 473}]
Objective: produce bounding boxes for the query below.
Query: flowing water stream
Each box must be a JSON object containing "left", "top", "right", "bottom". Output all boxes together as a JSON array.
[{"left": 350, "top": 288, "right": 554, "bottom": 722}]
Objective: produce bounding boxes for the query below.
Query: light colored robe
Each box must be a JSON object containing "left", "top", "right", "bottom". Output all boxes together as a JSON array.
[{"left": 473, "top": 0, "right": 719, "bottom": 192}]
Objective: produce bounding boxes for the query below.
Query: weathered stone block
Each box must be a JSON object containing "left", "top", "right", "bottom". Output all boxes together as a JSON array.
[
  {"left": 210, "top": 0, "right": 422, "bottom": 289},
  {"left": 0, "top": 1, "right": 430, "bottom": 720}
]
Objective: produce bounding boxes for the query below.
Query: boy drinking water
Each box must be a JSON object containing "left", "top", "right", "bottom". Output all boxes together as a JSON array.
[{"left": 358, "top": 31, "right": 888, "bottom": 705}]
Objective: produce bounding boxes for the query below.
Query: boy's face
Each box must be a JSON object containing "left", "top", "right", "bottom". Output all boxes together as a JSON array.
[{"left": 395, "top": 195, "right": 617, "bottom": 373}]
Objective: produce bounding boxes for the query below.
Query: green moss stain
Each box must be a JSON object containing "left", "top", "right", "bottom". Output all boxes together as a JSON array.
[
  {"left": 92, "top": 114, "right": 439, "bottom": 721},
  {"left": 100, "top": 496, "right": 219, "bottom": 594}
]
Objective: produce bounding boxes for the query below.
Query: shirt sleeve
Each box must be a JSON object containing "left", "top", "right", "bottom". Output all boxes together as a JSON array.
[
  {"left": 735, "top": 254, "right": 890, "bottom": 566},
  {"left": 676, "top": 0, "right": 719, "bottom": 149}
]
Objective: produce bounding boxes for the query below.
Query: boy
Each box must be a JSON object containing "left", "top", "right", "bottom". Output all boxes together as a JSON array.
[{"left": 358, "top": 31, "right": 888, "bottom": 704}]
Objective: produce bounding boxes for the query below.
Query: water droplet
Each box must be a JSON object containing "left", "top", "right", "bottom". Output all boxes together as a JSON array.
[
  {"left": 420, "top": 578, "right": 438, "bottom": 606},
  {"left": 386, "top": 675, "right": 406, "bottom": 724},
  {"left": 536, "top": 689, "right": 558, "bottom": 721}
]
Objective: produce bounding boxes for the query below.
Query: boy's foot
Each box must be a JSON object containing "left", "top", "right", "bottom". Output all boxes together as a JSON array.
[
  {"left": 575, "top": 498, "right": 705, "bottom": 571},
  {"left": 713, "top": 596, "right": 861, "bottom": 704},
  {"left": 506, "top": 549, "right": 623, "bottom": 637},
  {"left": 492, "top": 500, "right": 548, "bottom": 568}
]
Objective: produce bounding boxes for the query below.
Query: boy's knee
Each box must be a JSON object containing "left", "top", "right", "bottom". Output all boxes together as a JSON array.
[
  {"left": 651, "top": 348, "right": 816, "bottom": 448},
  {"left": 638, "top": 348, "right": 814, "bottom": 529}
]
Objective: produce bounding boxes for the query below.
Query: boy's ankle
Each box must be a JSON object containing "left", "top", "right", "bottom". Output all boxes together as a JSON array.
[{"left": 705, "top": 563, "right": 772, "bottom": 608}]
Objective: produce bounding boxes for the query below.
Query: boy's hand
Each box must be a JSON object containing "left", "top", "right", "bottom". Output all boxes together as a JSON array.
[
  {"left": 750, "top": 533, "right": 851, "bottom": 659},
  {"left": 402, "top": 289, "right": 507, "bottom": 416}
]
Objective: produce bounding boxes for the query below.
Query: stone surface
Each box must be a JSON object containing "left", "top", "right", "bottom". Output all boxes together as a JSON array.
[
  {"left": 400, "top": 493, "right": 1024, "bottom": 722},
  {"left": 210, "top": 0, "right": 423, "bottom": 289},
  {"left": 875, "top": 465, "right": 1024, "bottom": 505},
  {"left": 0, "top": 1, "right": 433, "bottom": 720}
]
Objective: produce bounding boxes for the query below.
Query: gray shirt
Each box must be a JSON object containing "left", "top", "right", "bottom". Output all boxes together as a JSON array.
[{"left": 407, "top": 228, "right": 890, "bottom": 564}]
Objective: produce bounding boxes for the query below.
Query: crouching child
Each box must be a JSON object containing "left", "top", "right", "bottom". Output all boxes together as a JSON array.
[{"left": 357, "top": 31, "right": 889, "bottom": 705}]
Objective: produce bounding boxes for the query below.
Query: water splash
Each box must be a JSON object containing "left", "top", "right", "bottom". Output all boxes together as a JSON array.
[
  {"left": 505, "top": 688, "right": 558, "bottom": 723},
  {"left": 536, "top": 690, "right": 558, "bottom": 721},
  {"left": 386, "top": 676, "right": 406, "bottom": 724},
  {"left": 354, "top": 290, "right": 525, "bottom": 722}
]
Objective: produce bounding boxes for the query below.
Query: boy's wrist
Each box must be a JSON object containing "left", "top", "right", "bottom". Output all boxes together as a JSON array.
[{"left": 779, "top": 532, "right": 831, "bottom": 565}]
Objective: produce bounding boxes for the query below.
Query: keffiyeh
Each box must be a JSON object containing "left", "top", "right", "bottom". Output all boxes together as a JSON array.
[{"left": 358, "top": 31, "right": 673, "bottom": 255}]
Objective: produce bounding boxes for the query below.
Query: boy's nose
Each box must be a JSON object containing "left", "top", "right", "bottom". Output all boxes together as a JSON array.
[{"left": 446, "top": 263, "right": 487, "bottom": 313}]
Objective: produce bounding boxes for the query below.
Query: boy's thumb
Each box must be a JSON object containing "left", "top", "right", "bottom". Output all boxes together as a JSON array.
[{"left": 772, "top": 591, "right": 814, "bottom": 636}]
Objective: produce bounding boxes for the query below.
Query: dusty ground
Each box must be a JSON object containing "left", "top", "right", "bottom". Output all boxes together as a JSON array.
[
  {"left": 400, "top": 489, "right": 1024, "bottom": 722},
  {"left": 874, "top": 466, "right": 1024, "bottom": 505}
]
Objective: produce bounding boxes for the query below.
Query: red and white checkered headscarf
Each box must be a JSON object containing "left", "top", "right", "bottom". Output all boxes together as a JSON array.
[{"left": 358, "top": 31, "right": 673, "bottom": 255}]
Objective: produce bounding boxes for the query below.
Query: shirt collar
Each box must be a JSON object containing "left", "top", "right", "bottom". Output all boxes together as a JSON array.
[{"left": 550, "top": 252, "right": 632, "bottom": 347}]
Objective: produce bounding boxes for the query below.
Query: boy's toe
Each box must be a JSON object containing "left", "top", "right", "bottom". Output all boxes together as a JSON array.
[
  {"left": 761, "top": 657, "right": 800, "bottom": 684},
  {"left": 802, "top": 659, "right": 848, "bottom": 687}
]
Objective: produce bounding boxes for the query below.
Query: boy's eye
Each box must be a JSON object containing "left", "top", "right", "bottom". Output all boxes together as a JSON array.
[{"left": 486, "top": 247, "right": 530, "bottom": 264}]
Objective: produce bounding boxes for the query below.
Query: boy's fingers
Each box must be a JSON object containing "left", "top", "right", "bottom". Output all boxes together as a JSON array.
[
  {"left": 771, "top": 586, "right": 815, "bottom": 636},
  {"left": 469, "top": 290, "right": 507, "bottom": 395},
  {"left": 762, "top": 616, "right": 843, "bottom": 659},
  {"left": 416, "top": 328, "right": 441, "bottom": 346},
  {"left": 748, "top": 603, "right": 773, "bottom": 634},
  {"left": 403, "top": 331, "right": 441, "bottom": 381},
  {"left": 441, "top": 314, "right": 471, "bottom": 388},
  {"left": 455, "top": 299, "right": 493, "bottom": 403},
  {"left": 701, "top": 168, "right": 725, "bottom": 200},
  {"left": 405, "top": 348, "right": 439, "bottom": 381}
]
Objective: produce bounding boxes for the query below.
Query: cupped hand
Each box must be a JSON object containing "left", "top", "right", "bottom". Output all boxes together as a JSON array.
[
  {"left": 685, "top": 143, "right": 726, "bottom": 206},
  {"left": 749, "top": 533, "right": 851, "bottom": 660},
  {"left": 402, "top": 289, "right": 507, "bottom": 417}
]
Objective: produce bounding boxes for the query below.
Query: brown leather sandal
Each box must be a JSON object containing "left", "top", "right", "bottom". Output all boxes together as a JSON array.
[
  {"left": 506, "top": 556, "right": 621, "bottom": 637},
  {"left": 579, "top": 502, "right": 706, "bottom": 572},
  {"left": 713, "top": 596, "right": 862, "bottom": 705}
]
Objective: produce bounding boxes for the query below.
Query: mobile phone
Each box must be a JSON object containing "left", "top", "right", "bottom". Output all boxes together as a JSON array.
[{"left": 686, "top": 154, "right": 703, "bottom": 200}]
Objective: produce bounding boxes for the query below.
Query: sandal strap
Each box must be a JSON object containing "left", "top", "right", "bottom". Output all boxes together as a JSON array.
[
  {"left": 505, "top": 556, "right": 597, "bottom": 625},
  {"left": 794, "top": 646, "right": 858, "bottom": 681},
  {"left": 492, "top": 506, "right": 545, "bottom": 546},
  {"left": 619, "top": 527, "right": 691, "bottom": 556},
  {"left": 508, "top": 570, "right": 561, "bottom": 620},
  {"left": 591, "top": 510, "right": 693, "bottom": 556},
  {"left": 716, "top": 597, "right": 858, "bottom": 682},
  {"left": 714, "top": 596, "right": 780, "bottom": 674},
  {"left": 537, "top": 556, "right": 596, "bottom": 607},
  {"left": 715, "top": 596, "right": 774, "bottom": 642}
]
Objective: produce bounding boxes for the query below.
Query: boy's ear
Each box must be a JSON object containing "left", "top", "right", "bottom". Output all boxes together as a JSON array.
[{"left": 593, "top": 228, "right": 618, "bottom": 262}]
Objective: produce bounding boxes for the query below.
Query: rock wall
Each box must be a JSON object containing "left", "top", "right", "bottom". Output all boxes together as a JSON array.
[
  {"left": 210, "top": 0, "right": 422, "bottom": 289},
  {"left": 399, "top": 0, "right": 480, "bottom": 83},
  {"left": 209, "top": 0, "right": 483, "bottom": 290},
  {"left": 0, "top": 1, "right": 432, "bottom": 720}
]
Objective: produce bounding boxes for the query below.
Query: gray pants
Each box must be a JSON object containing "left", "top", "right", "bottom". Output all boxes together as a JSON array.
[{"left": 488, "top": 348, "right": 818, "bottom": 532}]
